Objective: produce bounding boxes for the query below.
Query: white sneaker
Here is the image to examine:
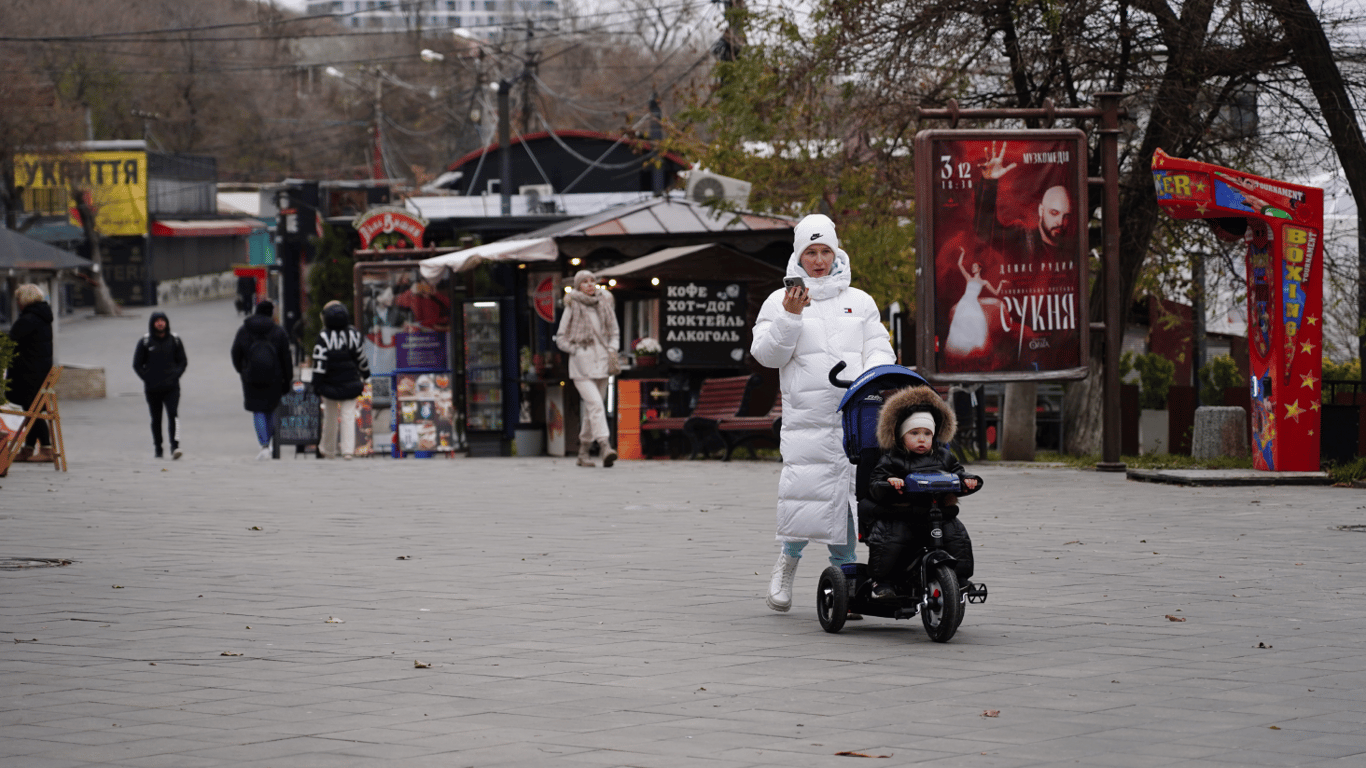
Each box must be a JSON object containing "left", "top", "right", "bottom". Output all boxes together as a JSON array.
[
  {"left": 256, "top": 447, "right": 272, "bottom": 461},
  {"left": 766, "top": 552, "right": 799, "bottom": 612}
]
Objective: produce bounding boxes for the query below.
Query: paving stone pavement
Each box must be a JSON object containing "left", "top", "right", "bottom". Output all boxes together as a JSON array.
[{"left": 4, "top": 299, "right": 1366, "bottom": 767}]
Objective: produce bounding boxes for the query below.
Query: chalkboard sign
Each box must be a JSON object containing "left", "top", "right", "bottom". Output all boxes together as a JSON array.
[
  {"left": 274, "top": 383, "right": 321, "bottom": 447},
  {"left": 660, "top": 280, "right": 749, "bottom": 367}
]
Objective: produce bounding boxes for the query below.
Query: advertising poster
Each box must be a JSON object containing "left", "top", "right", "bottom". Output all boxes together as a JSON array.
[
  {"left": 360, "top": 266, "right": 451, "bottom": 376},
  {"left": 14, "top": 150, "right": 149, "bottom": 236},
  {"left": 915, "top": 130, "right": 1089, "bottom": 381},
  {"left": 660, "top": 280, "right": 748, "bottom": 367},
  {"left": 394, "top": 372, "right": 457, "bottom": 453}
]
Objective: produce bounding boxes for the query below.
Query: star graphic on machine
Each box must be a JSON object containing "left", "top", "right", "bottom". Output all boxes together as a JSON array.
[
  {"left": 1194, "top": 180, "right": 1208, "bottom": 194},
  {"left": 1301, "top": 372, "right": 1319, "bottom": 389},
  {"left": 1305, "top": 315, "right": 1319, "bottom": 326},
  {"left": 1195, "top": 203, "right": 1209, "bottom": 215},
  {"left": 1284, "top": 400, "right": 1305, "bottom": 420},
  {"left": 1311, "top": 400, "right": 1321, "bottom": 412},
  {"left": 1300, "top": 340, "right": 1315, "bottom": 355}
]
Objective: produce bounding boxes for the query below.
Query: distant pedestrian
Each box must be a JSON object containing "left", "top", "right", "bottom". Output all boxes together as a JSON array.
[
  {"left": 555, "top": 269, "right": 620, "bottom": 468},
  {"left": 4, "top": 284, "right": 55, "bottom": 462},
  {"left": 311, "top": 301, "right": 370, "bottom": 460},
  {"left": 132, "top": 311, "right": 187, "bottom": 459},
  {"left": 231, "top": 300, "right": 293, "bottom": 460}
]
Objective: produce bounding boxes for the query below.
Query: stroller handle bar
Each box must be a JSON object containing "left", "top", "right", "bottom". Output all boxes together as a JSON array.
[{"left": 829, "top": 361, "right": 854, "bottom": 389}]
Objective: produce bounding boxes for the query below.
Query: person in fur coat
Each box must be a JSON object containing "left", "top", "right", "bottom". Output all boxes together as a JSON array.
[
  {"left": 864, "top": 385, "right": 981, "bottom": 597},
  {"left": 555, "top": 269, "right": 620, "bottom": 467}
]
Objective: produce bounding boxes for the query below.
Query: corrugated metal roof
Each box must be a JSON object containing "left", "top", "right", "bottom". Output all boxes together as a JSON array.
[{"left": 519, "top": 196, "right": 792, "bottom": 240}]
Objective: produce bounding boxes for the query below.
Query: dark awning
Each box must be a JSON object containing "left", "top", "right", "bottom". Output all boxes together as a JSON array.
[{"left": 0, "top": 228, "right": 91, "bottom": 271}]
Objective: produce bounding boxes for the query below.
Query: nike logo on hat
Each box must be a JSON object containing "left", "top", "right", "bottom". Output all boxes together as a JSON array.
[{"left": 810, "top": 233, "right": 822, "bottom": 240}]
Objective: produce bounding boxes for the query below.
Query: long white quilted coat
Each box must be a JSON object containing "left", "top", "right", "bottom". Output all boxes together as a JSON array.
[{"left": 751, "top": 239, "right": 895, "bottom": 545}]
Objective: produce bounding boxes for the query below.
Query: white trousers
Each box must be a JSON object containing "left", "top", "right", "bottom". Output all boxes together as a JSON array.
[
  {"left": 320, "top": 397, "right": 357, "bottom": 458},
  {"left": 574, "top": 377, "right": 611, "bottom": 447}
]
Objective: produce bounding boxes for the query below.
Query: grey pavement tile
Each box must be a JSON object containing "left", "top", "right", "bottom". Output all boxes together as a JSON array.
[{"left": 7, "top": 343, "right": 1366, "bottom": 768}]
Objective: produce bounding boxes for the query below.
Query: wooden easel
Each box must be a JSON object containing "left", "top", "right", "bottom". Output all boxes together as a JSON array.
[{"left": 0, "top": 366, "right": 67, "bottom": 475}]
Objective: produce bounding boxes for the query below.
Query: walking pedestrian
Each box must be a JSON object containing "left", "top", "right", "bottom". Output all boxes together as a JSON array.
[
  {"left": 751, "top": 214, "right": 896, "bottom": 612},
  {"left": 555, "top": 269, "right": 620, "bottom": 467},
  {"left": 4, "top": 284, "right": 55, "bottom": 462},
  {"left": 132, "top": 311, "right": 187, "bottom": 459},
  {"left": 230, "top": 300, "right": 293, "bottom": 460},
  {"left": 311, "top": 301, "right": 370, "bottom": 460}
]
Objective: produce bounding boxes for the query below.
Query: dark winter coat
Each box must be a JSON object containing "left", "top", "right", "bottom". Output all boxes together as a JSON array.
[
  {"left": 231, "top": 313, "right": 293, "bottom": 413},
  {"left": 133, "top": 312, "right": 187, "bottom": 392},
  {"left": 864, "top": 386, "right": 980, "bottom": 582},
  {"left": 311, "top": 304, "right": 370, "bottom": 401},
  {"left": 5, "top": 300, "right": 54, "bottom": 407}
]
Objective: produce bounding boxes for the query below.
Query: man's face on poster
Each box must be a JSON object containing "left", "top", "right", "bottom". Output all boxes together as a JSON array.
[{"left": 1038, "top": 186, "right": 1071, "bottom": 246}]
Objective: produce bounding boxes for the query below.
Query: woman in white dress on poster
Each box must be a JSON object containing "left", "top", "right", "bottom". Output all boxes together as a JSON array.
[{"left": 944, "top": 247, "right": 1008, "bottom": 357}]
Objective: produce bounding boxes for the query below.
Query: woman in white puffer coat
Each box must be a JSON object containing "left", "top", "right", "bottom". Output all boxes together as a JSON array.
[{"left": 751, "top": 214, "right": 896, "bottom": 612}]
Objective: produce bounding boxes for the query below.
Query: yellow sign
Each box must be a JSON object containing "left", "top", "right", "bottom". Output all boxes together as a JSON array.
[{"left": 13, "top": 150, "right": 149, "bottom": 236}]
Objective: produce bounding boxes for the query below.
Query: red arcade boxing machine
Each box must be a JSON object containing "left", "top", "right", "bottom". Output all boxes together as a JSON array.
[{"left": 1152, "top": 148, "right": 1323, "bottom": 471}]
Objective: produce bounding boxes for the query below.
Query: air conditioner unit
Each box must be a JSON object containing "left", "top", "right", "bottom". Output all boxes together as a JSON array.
[
  {"left": 519, "top": 184, "right": 553, "bottom": 197},
  {"left": 685, "top": 171, "right": 752, "bottom": 208}
]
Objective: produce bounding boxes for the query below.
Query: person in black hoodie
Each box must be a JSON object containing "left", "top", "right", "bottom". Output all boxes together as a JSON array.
[
  {"left": 132, "top": 311, "right": 188, "bottom": 459},
  {"left": 4, "top": 284, "right": 54, "bottom": 462},
  {"left": 863, "top": 385, "right": 981, "bottom": 598},
  {"left": 230, "top": 300, "right": 293, "bottom": 460},
  {"left": 311, "top": 301, "right": 370, "bottom": 460}
]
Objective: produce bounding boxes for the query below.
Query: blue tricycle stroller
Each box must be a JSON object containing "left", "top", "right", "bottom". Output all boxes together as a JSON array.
[{"left": 819, "top": 363, "right": 989, "bottom": 642}]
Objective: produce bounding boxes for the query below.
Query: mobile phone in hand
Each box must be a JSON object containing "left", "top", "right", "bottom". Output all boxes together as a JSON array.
[{"left": 783, "top": 276, "right": 805, "bottom": 289}]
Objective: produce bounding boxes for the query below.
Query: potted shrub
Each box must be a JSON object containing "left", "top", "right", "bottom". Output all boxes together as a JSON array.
[{"left": 632, "top": 337, "right": 661, "bottom": 368}]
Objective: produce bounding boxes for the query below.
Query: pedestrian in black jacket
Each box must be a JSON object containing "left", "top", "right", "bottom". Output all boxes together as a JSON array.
[
  {"left": 863, "top": 385, "right": 981, "bottom": 596},
  {"left": 4, "top": 284, "right": 54, "bottom": 462},
  {"left": 133, "top": 311, "right": 188, "bottom": 459},
  {"left": 311, "top": 301, "right": 370, "bottom": 459},
  {"left": 230, "top": 300, "right": 293, "bottom": 460}
]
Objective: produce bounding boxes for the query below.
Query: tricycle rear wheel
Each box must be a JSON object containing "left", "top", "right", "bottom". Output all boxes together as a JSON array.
[{"left": 817, "top": 566, "right": 848, "bottom": 633}]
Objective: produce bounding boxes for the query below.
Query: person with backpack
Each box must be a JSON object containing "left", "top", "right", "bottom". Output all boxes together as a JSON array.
[
  {"left": 311, "top": 301, "right": 370, "bottom": 460},
  {"left": 132, "top": 311, "right": 188, "bottom": 459},
  {"left": 231, "top": 300, "right": 293, "bottom": 460}
]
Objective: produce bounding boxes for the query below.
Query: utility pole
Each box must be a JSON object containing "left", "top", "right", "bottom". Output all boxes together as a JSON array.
[
  {"left": 498, "top": 79, "right": 512, "bottom": 215},
  {"left": 649, "top": 93, "right": 665, "bottom": 196},
  {"left": 371, "top": 71, "right": 385, "bottom": 180}
]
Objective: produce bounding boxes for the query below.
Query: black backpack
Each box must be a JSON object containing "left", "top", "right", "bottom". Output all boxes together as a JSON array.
[{"left": 245, "top": 333, "right": 279, "bottom": 387}]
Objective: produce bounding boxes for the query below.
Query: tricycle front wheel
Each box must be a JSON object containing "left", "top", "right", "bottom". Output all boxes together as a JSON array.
[{"left": 921, "top": 563, "right": 962, "bottom": 643}]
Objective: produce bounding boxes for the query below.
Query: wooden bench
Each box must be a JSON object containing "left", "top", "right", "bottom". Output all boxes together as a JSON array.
[
  {"left": 715, "top": 396, "right": 782, "bottom": 461},
  {"left": 640, "top": 375, "right": 756, "bottom": 459}
]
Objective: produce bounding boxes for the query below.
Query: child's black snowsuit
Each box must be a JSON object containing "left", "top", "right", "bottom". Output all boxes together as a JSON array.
[{"left": 863, "top": 385, "right": 978, "bottom": 584}]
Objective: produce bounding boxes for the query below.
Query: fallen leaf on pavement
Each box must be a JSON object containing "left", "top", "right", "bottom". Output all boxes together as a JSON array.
[
  {"left": 1269, "top": 725, "right": 1281, "bottom": 730},
  {"left": 1257, "top": 642, "right": 1272, "bottom": 649},
  {"left": 220, "top": 651, "right": 242, "bottom": 656},
  {"left": 112, "top": 585, "right": 123, "bottom": 589},
  {"left": 1063, "top": 541, "right": 1081, "bottom": 545},
  {"left": 835, "top": 751, "right": 892, "bottom": 758},
  {"left": 248, "top": 526, "right": 262, "bottom": 531},
  {"left": 414, "top": 660, "right": 431, "bottom": 669},
  {"left": 982, "top": 710, "right": 1000, "bottom": 717},
  {"left": 325, "top": 617, "right": 344, "bottom": 624},
  {"left": 396, "top": 556, "right": 411, "bottom": 560},
  {"left": 1165, "top": 615, "right": 1186, "bottom": 622}
]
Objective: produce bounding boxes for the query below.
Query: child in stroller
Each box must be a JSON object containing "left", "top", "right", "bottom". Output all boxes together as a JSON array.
[{"left": 863, "top": 385, "right": 980, "bottom": 599}]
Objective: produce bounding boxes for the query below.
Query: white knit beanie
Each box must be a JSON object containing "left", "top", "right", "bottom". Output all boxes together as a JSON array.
[
  {"left": 791, "top": 214, "right": 841, "bottom": 264},
  {"left": 898, "top": 411, "right": 937, "bottom": 438}
]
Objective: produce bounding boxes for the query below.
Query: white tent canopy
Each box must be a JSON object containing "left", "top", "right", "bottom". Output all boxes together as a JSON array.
[{"left": 418, "top": 237, "right": 557, "bottom": 281}]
